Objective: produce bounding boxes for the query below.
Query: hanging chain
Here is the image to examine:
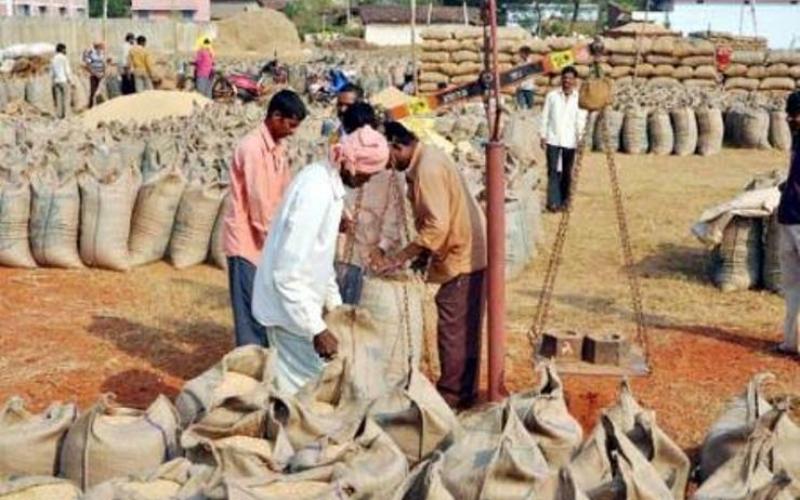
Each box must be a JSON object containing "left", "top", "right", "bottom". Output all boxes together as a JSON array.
[{"left": 528, "top": 108, "right": 649, "bottom": 363}]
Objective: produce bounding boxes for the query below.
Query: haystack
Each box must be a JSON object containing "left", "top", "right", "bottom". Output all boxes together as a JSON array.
[{"left": 214, "top": 8, "right": 302, "bottom": 59}]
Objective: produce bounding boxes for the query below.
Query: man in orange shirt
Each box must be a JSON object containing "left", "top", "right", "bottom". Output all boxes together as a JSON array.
[{"left": 224, "top": 90, "right": 308, "bottom": 346}]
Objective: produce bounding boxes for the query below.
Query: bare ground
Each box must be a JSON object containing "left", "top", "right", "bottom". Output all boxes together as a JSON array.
[{"left": 0, "top": 148, "right": 797, "bottom": 455}]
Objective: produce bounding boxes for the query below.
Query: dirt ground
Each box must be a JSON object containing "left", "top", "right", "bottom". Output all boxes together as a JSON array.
[{"left": 0, "top": 148, "right": 797, "bottom": 457}]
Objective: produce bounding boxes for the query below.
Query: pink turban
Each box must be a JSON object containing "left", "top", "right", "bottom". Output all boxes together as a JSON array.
[{"left": 330, "top": 125, "right": 389, "bottom": 175}]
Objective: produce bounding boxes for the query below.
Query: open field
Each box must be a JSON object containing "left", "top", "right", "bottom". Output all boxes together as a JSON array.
[{"left": 0, "top": 148, "right": 797, "bottom": 457}]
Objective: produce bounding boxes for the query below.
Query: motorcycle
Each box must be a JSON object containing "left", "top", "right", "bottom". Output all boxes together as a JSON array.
[{"left": 211, "top": 60, "right": 288, "bottom": 103}]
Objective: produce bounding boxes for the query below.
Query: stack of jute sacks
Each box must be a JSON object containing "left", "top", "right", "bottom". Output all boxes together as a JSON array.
[{"left": 723, "top": 49, "right": 800, "bottom": 93}]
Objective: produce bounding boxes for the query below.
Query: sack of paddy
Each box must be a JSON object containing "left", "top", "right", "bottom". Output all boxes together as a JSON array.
[
  {"left": 670, "top": 107, "right": 698, "bottom": 156},
  {"left": 766, "top": 63, "right": 792, "bottom": 77},
  {"left": 651, "top": 37, "right": 676, "bottom": 56},
  {"left": 697, "top": 372, "right": 776, "bottom": 481},
  {"left": 567, "top": 414, "right": 674, "bottom": 499},
  {"left": 83, "top": 458, "right": 215, "bottom": 500},
  {"left": 648, "top": 108, "right": 674, "bottom": 155},
  {"left": 208, "top": 192, "right": 229, "bottom": 270},
  {"left": 0, "top": 176, "right": 36, "bottom": 268},
  {"left": 732, "top": 50, "right": 766, "bottom": 65},
  {"left": 693, "top": 65, "right": 718, "bottom": 80},
  {"left": 78, "top": 161, "right": 141, "bottom": 271},
  {"left": 681, "top": 55, "right": 715, "bottom": 67},
  {"left": 509, "top": 362, "right": 583, "bottom": 469},
  {"left": 610, "top": 65, "right": 633, "bottom": 79},
  {"left": 647, "top": 54, "right": 679, "bottom": 65},
  {"left": 3, "top": 78, "right": 26, "bottom": 103},
  {"left": 760, "top": 77, "right": 796, "bottom": 91},
  {"left": 609, "top": 54, "right": 636, "bottom": 66},
  {"left": 673, "top": 65, "right": 693, "bottom": 80},
  {"left": 726, "top": 107, "right": 770, "bottom": 149},
  {"left": 710, "top": 216, "right": 764, "bottom": 292},
  {"left": 770, "top": 110, "right": 793, "bottom": 152},
  {"left": 419, "top": 72, "right": 448, "bottom": 85},
  {"left": 176, "top": 345, "right": 276, "bottom": 428},
  {"left": 723, "top": 63, "right": 749, "bottom": 77},
  {"left": 0, "top": 397, "right": 77, "bottom": 476},
  {"left": 181, "top": 406, "right": 293, "bottom": 481},
  {"left": 622, "top": 106, "right": 649, "bottom": 155},
  {"left": 441, "top": 401, "right": 552, "bottom": 499},
  {"left": 451, "top": 50, "right": 480, "bottom": 64},
  {"left": 420, "top": 52, "right": 449, "bottom": 64},
  {"left": 579, "top": 77, "right": 614, "bottom": 112},
  {"left": 71, "top": 78, "right": 90, "bottom": 113},
  {"left": 764, "top": 214, "right": 782, "bottom": 293},
  {"left": 791, "top": 65, "right": 800, "bottom": 79},
  {"left": 168, "top": 181, "right": 226, "bottom": 269},
  {"left": 602, "top": 380, "right": 690, "bottom": 498},
  {"left": 358, "top": 275, "right": 425, "bottom": 390},
  {"left": 725, "top": 77, "right": 760, "bottom": 91},
  {"left": 503, "top": 110, "right": 543, "bottom": 169},
  {"left": 505, "top": 197, "right": 533, "bottom": 280},
  {"left": 767, "top": 50, "right": 800, "bottom": 66},
  {"left": 695, "top": 106, "right": 724, "bottom": 156},
  {"left": 222, "top": 418, "right": 408, "bottom": 500},
  {"left": 24, "top": 74, "right": 54, "bottom": 115},
  {"left": 28, "top": 168, "right": 83, "bottom": 268},
  {"left": 747, "top": 65, "right": 768, "bottom": 79},
  {"left": 695, "top": 405, "right": 800, "bottom": 499},
  {"left": 593, "top": 109, "right": 624, "bottom": 152},
  {"left": 0, "top": 476, "right": 81, "bottom": 500},
  {"left": 324, "top": 306, "right": 390, "bottom": 400},
  {"left": 128, "top": 165, "right": 187, "bottom": 266},
  {"left": 59, "top": 394, "right": 181, "bottom": 490},
  {"left": 368, "top": 367, "right": 461, "bottom": 467}
]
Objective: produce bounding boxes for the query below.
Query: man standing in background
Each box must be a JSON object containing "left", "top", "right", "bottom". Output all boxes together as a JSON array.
[
  {"left": 540, "top": 66, "right": 587, "bottom": 212},
  {"left": 120, "top": 33, "right": 136, "bottom": 95},
  {"left": 776, "top": 91, "right": 800, "bottom": 357},
  {"left": 515, "top": 46, "right": 535, "bottom": 110},
  {"left": 51, "top": 43, "right": 72, "bottom": 119},
  {"left": 82, "top": 41, "right": 106, "bottom": 108},
  {"left": 223, "top": 90, "right": 307, "bottom": 348},
  {"left": 129, "top": 36, "right": 155, "bottom": 93}
]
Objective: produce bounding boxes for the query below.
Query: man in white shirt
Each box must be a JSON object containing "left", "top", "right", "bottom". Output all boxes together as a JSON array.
[
  {"left": 252, "top": 121, "right": 390, "bottom": 394},
  {"left": 540, "top": 66, "right": 587, "bottom": 212},
  {"left": 50, "top": 43, "right": 72, "bottom": 119},
  {"left": 516, "top": 46, "right": 535, "bottom": 110}
]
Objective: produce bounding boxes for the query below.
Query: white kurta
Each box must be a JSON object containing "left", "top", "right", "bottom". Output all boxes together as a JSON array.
[{"left": 253, "top": 161, "right": 345, "bottom": 393}]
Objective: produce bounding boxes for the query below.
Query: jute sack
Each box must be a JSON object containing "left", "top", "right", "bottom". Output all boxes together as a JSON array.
[
  {"left": 693, "top": 65, "right": 718, "bottom": 80},
  {"left": 325, "top": 306, "right": 389, "bottom": 400},
  {"left": 723, "top": 63, "right": 749, "bottom": 77},
  {"left": 760, "top": 77, "right": 796, "bottom": 91},
  {"left": 208, "top": 192, "right": 228, "bottom": 270},
  {"left": 593, "top": 109, "right": 624, "bottom": 152},
  {"left": 610, "top": 66, "right": 633, "bottom": 79},
  {"left": 695, "top": 411, "right": 800, "bottom": 500},
  {"left": 420, "top": 52, "right": 449, "bottom": 64},
  {"left": 83, "top": 458, "right": 215, "bottom": 500},
  {"left": 670, "top": 107, "right": 698, "bottom": 156},
  {"left": 0, "top": 476, "right": 81, "bottom": 500},
  {"left": 682, "top": 55, "right": 715, "bottom": 67},
  {"left": 176, "top": 345, "right": 276, "bottom": 427},
  {"left": 393, "top": 450, "right": 454, "bottom": 500},
  {"left": 767, "top": 63, "right": 792, "bottom": 78},
  {"left": 696, "top": 106, "right": 724, "bottom": 156},
  {"left": 444, "top": 402, "right": 551, "bottom": 499},
  {"left": 622, "top": 107, "right": 649, "bottom": 155},
  {"left": 169, "top": 182, "right": 227, "bottom": 269},
  {"left": 646, "top": 54, "right": 679, "bottom": 65},
  {"left": 358, "top": 276, "right": 425, "bottom": 390},
  {"left": 368, "top": 368, "right": 460, "bottom": 467},
  {"left": 725, "top": 77, "right": 760, "bottom": 91},
  {"left": 770, "top": 110, "right": 793, "bottom": 152},
  {"left": 422, "top": 27, "right": 453, "bottom": 41},
  {"left": 505, "top": 199, "right": 531, "bottom": 280},
  {"left": 651, "top": 64, "right": 676, "bottom": 77},
  {"left": 129, "top": 165, "right": 187, "bottom": 266},
  {"left": 609, "top": 54, "right": 636, "bottom": 66},
  {"left": 0, "top": 177, "right": 36, "bottom": 268},
  {"left": 59, "top": 394, "right": 181, "bottom": 490},
  {"left": 579, "top": 78, "right": 613, "bottom": 112},
  {"left": 604, "top": 381, "right": 690, "bottom": 499},
  {"left": 24, "top": 74, "right": 54, "bottom": 115},
  {"left": 0, "top": 397, "right": 77, "bottom": 476},
  {"left": 71, "top": 79, "right": 90, "bottom": 113},
  {"left": 568, "top": 414, "right": 673, "bottom": 499},
  {"left": 673, "top": 65, "right": 693, "bottom": 80},
  {"left": 224, "top": 419, "right": 408, "bottom": 500},
  {"left": 650, "top": 37, "right": 676, "bottom": 56},
  {"left": 747, "top": 65, "right": 768, "bottom": 79},
  {"left": 764, "top": 214, "right": 782, "bottom": 294},
  {"left": 28, "top": 169, "right": 83, "bottom": 268},
  {"left": 697, "top": 372, "right": 775, "bottom": 481},
  {"left": 767, "top": 50, "right": 800, "bottom": 65},
  {"left": 648, "top": 108, "right": 674, "bottom": 155},
  {"left": 181, "top": 407, "right": 294, "bottom": 481},
  {"left": 511, "top": 362, "right": 583, "bottom": 469},
  {"left": 726, "top": 107, "right": 770, "bottom": 149},
  {"left": 732, "top": 50, "right": 766, "bottom": 65},
  {"left": 791, "top": 66, "right": 800, "bottom": 79},
  {"left": 452, "top": 51, "right": 481, "bottom": 64},
  {"left": 4, "top": 78, "right": 25, "bottom": 102},
  {"left": 634, "top": 63, "right": 655, "bottom": 78},
  {"left": 78, "top": 165, "right": 141, "bottom": 271},
  {"left": 711, "top": 216, "right": 764, "bottom": 292},
  {"left": 684, "top": 78, "right": 717, "bottom": 88},
  {"left": 419, "top": 72, "right": 448, "bottom": 84}
]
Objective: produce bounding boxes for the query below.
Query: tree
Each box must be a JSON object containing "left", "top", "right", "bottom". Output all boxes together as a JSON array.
[{"left": 88, "top": 0, "right": 130, "bottom": 18}]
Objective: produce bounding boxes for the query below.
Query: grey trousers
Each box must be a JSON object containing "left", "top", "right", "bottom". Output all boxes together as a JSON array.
[
  {"left": 195, "top": 76, "right": 212, "bottom": 98},
  {"left": 52, "top": 82, "right": 68, "bottom": 119},
  {"left": 779, "top": 224, "right": 800, "bottom": 353},
  {"left": 227, "top": 256, "right": 268, "bottom": 347},
  {"left": 134, "top": 75, "right": 153, "bottom": 93}
]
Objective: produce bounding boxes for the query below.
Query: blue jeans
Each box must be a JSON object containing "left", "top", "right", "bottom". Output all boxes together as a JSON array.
[
  {"left": 516, "top": 89, "right": 534, "bottom": 109},
  {"left": 335, "top": 262, "right": 364, "bottom": 305},
  {"left": 228, "top": 256, "right": 268, "bottom": 347}
]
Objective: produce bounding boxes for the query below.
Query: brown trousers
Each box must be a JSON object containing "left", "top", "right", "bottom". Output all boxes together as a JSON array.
[{"left": 435, "top": 270, "right": 485, "bottom": 407}]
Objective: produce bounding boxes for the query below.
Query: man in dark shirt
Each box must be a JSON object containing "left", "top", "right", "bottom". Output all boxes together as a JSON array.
[{"left": 776, "top": 91, "right": 800, "bottom": 355}]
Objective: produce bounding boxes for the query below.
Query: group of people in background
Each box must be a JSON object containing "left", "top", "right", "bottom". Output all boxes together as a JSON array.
[
  {"left": 49, "top": 33, "right": 158, "bottom": 118},
  {"left": 223, "top": 86, "right": 488, "bottom": 406}
]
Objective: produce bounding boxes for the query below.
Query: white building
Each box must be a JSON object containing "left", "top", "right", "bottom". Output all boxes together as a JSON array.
[
  {"left": 359, "top": 5, "right": 479, "bottom": 47},
  {"left": 633, "top": 0, "right": 800, "bottom": 48}
]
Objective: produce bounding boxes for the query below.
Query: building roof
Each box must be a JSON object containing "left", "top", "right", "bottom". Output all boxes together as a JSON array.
[{"left": 358, "top": 5, "right": 480, "bottom": 25}]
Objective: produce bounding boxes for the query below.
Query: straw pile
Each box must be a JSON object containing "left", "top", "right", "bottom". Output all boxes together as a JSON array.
[{"left": 214, "top": 8, "right": 303, "bottom": 59}]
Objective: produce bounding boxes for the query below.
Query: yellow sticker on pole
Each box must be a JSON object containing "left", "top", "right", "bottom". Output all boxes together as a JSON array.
[
  {"left": 548, "top": 49, "right": 576, "bottom": 72},
  {"left": 408, "top": 97, "right": 432, "bottom": 116}
]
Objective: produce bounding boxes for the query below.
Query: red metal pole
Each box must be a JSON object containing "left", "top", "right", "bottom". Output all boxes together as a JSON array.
[{"left": 485, "top": 0, "right": 506, "bottom": 402}]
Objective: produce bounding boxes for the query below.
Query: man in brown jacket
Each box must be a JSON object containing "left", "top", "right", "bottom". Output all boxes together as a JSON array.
[{"left": 375, "top": 121, "right": 487, "bottom": 409}]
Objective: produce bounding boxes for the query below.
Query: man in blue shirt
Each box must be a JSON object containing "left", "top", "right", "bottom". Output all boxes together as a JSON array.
[{"left": 776, "top": 91, "right": 800, "bottom": 356}]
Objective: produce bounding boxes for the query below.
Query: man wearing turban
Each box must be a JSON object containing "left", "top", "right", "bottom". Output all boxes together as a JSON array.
[{"left": 252, "top": 109, "right": 390, "bottom": 393}]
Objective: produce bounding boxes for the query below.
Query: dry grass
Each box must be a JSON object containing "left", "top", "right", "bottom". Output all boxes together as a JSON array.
[{"left": 0, "top": 148, "right": 797, "bottom": 455}]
